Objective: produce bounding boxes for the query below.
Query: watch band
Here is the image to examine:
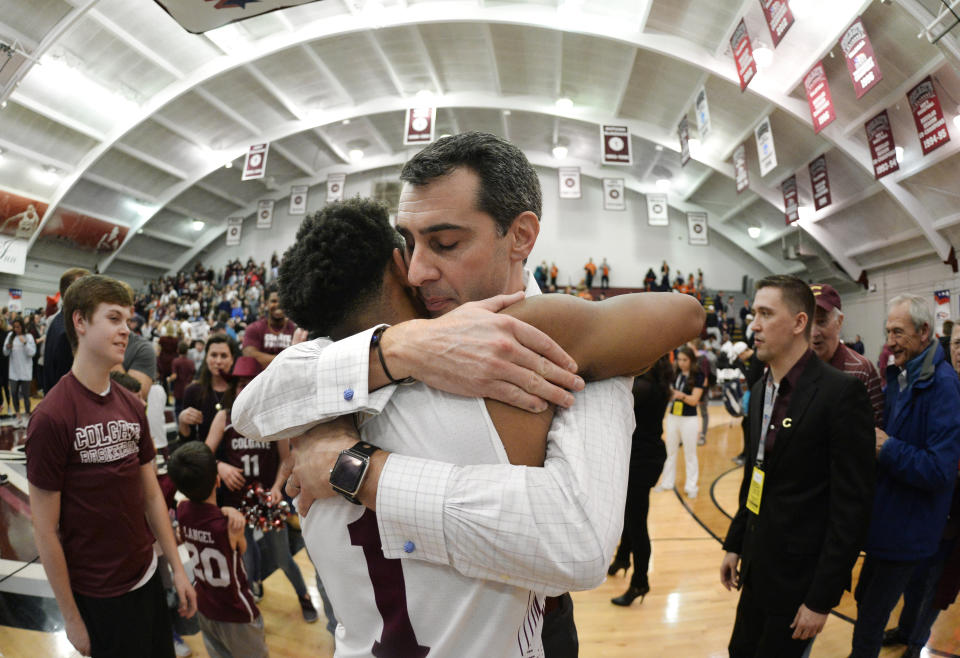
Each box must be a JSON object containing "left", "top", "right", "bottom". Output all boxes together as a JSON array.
[{"left": 330, "top": 441, "right": 381, "bottom": 505}]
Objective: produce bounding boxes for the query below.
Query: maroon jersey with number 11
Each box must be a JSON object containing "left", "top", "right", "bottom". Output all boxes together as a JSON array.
[{"left": 217, "top": 424, "right": 279, "bottom": 508}]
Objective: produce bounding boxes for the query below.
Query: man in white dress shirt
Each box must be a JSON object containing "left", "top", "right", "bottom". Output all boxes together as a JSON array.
[{"left": 234, "top": 133, "right": 678, "bottom": 656}]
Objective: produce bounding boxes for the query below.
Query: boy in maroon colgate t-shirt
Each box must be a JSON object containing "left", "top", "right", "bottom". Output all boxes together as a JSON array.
[
  {"left": 168, "top": 442, "right": 268, "bottom": 657},
  {"left": 26, "top": 275, "right": 197, "bottom": 658}
]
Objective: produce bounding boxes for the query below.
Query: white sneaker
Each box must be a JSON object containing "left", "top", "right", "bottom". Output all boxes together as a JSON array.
[
  {"left": 652, "top": 485, "right": 673, "bottom": 493},
  {"left": 173, "top": 636, "right": 192, "bottom": 657}
]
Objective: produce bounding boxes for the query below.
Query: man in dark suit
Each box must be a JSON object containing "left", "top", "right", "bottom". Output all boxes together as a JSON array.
[{"left": 720, "top": 275, "right": 876, "bottom": 658}]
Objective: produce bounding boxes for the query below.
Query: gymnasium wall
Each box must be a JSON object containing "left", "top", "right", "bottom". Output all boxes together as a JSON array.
[{"left": 197, "top": 165, "right": 771, "bottom": 293}]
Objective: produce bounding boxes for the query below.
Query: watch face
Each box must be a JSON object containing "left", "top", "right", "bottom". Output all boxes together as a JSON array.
[{"left": 330, "top": 452, "right": 366, "bottom": 494}]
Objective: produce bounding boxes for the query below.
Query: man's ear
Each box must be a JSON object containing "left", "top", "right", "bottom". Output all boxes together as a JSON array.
[
  {"left": 73, "top": 310, "right": 86, "bottom": 339},
  {"left": 507, "top": 211, "right": 539, "bottom": 262},
  {"left": 391, "top": 248, "right": 410, "bottom": 286}
]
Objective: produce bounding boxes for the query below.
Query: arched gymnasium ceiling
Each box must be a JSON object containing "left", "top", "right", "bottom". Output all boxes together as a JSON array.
[{"left": 2, "top": 0, "right": 960, "bottom": 291}]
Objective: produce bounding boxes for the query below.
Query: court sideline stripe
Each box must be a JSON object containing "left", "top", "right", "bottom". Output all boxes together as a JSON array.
[{"left": 676, "top": 476, "right": 960, "bottom": 658}]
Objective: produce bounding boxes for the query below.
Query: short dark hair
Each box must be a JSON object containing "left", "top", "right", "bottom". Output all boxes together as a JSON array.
[
  {"left": 168, "top": 442, "right": 218, "bottom": 503},
  {"left": 177, "top": 341, "right": 189, "bottom": 355},
  {"left": 265, "top": 282, "right": 279, "bottom": 299},
  {"left": 59, "top": 268, "right": 90, "bottom": 298},
  {"left": 279, "top": 198, "right": 402, "bottom": 337},
  {"left": 756, "top": 274, "right": 815, "bottom": 339},
  {"left": 63, "top": 275, "right": 133, "bottom": 350},
  {"left": 400, "top": 132, "right": 542, "bottom": 236},
  {"left": 109, "top": 370, "right": 142, "bottom": 393}
]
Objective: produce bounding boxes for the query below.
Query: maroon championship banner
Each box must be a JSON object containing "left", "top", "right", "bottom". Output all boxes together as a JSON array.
[
  {"left": 403, "top": 108, "right": 435, "bottom": 146},
  {"left": 908, "top": 76, "right": 951, "bottom": 156},
  {"left": 781, "top": 174, "right": 799, "bottom": 225},
  {"left": 731, "top": 19, "right": 757, "bottom": 91},
  {"left": 809, "top": 155, "right": 832, "bottom": 211},
  {"left": 760, "top": 0, "right": 794, "bottom": 47},
  {"left": 601, "top": 125, "right": 632, "bottom": 165},
  {"left": 678, "top": 116, "right": 690, "bottom": 166},
  {"left": 841, "top": 18, "right": 882, "bottom": 99},
  {"left": 865, "top": 110, "right": 899, "bottom": 179},
  {"left": 242, "top": 143, "right": 269, "bottom": 181},
  {"left": 733, "top": 144, "right": 749, "bottom": 193},
  {"left": 804, "top": 62, "right": 836, "bottom": 134}
]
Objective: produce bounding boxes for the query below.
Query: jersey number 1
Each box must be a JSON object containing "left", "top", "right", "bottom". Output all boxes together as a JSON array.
[{"left": 348, "top": 509, "right": 430, "bottom": 657}]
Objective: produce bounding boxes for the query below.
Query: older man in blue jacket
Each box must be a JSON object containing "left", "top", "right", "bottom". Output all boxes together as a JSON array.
[{"left": 850, "top": 294, "right": 960, "bottom": 658}]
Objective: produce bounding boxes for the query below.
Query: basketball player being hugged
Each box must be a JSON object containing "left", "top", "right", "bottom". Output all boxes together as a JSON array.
[
  {"left": 26, "top": 275, "right": 197, "bottom": 657},
  {"left": 168, "top": 442, "right": 269, "bottom": 658}
]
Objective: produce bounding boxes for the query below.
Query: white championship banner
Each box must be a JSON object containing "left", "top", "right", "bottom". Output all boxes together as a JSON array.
[
  {"left": 687, "top": 212, "right": 709, "bottom": 246},
  {"left": 326, "top": 174, "right": 346, "bottom": 203},
  {"left": 558, "top": 168, "right": 582, "bottom": 199},
  {"left": 226, "top": 217, "right": 243, "bottom": 246},
  {"left": 152, "top": 0, "right": 325, "bottom": 34},
  {"left": 646, "top": 193, "right": 668, "bottom": 226},
  {"left": 754, "top": 116, "right": 778, "bottom": 177},
  {"left": 256, "top": 199, "right": 274, "bottom": 229},
  {"left": 289, "top": 185, "right": 309, "bottom": 215},
  {"left": 695, "top": 87, "right": 711, "bottom": 140},
  {"left": 603, "top": 178, "right": 626, "bottom": 211}
]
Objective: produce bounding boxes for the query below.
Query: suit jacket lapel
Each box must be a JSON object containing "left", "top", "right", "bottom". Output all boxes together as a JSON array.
[
  {"left": 749, "top": 378, "right": 764, "bottom": 464},
  {"left": 765, "top": 356, "right": 822, "bottom": 471}
]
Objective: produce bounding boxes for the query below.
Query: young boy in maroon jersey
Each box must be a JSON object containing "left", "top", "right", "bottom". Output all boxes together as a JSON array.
[
  {"left": 27, "top": 274, "right": 197, "bottom": 657},
  {"left": 168, "top": 441, "right": 269, "bottom": 658}
]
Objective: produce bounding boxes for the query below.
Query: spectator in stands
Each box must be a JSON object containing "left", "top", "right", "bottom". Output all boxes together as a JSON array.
[
  {"left": 810, "top": 283, "right": 884, "bottom": 426},
  {"left": 115, "top": 284, "right": 156, "bottom": 403},
  {"left": 4, "top": 317, "right": 36, "bottom": 428},
  {"left": 644, "top": 267, "right": 657, "bottom": 291},
  {"left": 851, "top": 294, "right": 960, "bottom": 657},
  {"left": 739, "top": 299, "right": 752, "bottom": 326},
  {"left": 550, "top": 262, "right": 558, "bottom": 288},
  {"left": 850, "top": 334, "right": 866, "bottom": 355},
  {"left": 705, "top": 304, "right": 721, "bottom": 343},
  {"left": 731, "top": 341, "right": 762, "bottom": 466},
  {"left": 41, "top": 268, "right": 90, "bottom": 395},
  {"left": 600, "top": 258, "right": 610, "bottom": 290},
  {"left": 242, "top": 283, "right": 297, "bottom": 369},
  {"left": 584, "top": 258, "right": 597, "bottom": 289},
  {"left": 656, "top": 345, "right": 704, "bottom": 498},
  {"left": 534, "top": 261, "right": 547, "bottom": 290},
  {"left": 178, "top": 335, "right": 238, "bottom": 444},
  {"left": 939, "top": 319, "right": 953, "bottom": 355},
  {"left": 168, "top": 342, "right": 195, "bottom": 420},
  {"left": 660, "top": 261, "right": 670, "bottom": 291}
]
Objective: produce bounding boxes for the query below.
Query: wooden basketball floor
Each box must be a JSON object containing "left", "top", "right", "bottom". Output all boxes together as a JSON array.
[{"left": 2, "top": 404, "right": 958, "bottom": 657}]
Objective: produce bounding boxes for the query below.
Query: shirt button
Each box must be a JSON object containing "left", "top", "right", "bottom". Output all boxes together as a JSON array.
[
  {"left": 403, "top": 541, "right": 415, "bottom": 554},
  {"left": 343, "top": 388, "right": 354, "bottom": 401}
]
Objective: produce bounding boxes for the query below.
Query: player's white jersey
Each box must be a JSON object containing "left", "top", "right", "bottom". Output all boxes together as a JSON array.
[{"left": 301, "top": 382, "right": 548, "bottom": 658}]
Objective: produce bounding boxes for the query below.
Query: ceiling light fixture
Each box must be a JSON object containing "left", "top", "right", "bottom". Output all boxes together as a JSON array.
[
  {"left": 656, "top": 178, "right": 671, "bottom": 191},
  {"left": 224, "top": 161, "right": 233, "bottom": 169},
  {"left": 555, "top": 97, "right": 574, "bottom": 111},
  {"left": 687, "top": 138, "right": 701, "bottom": 155},
  {"left": 552, "top": 144, "right": 568, "bottom": 160},
  {"left": 655, "top": 144, "right": 664, "bottom": 152},
  {"left": 191, "top": 220, "right": 205, "bottom": 231},
  {"left": 415, "top": 89, "right": 434, "bottom": 101},
  {"left": 895, "top": 146, "right": 904, "bottom": 163},
  {"left": 753, "top": 46, "right": 773, "bottom": 70},
  {"left": 349, "top": 148, "right": 365, "bottom": 162},
  {"left": 747, "top": 226, "right": 762, "bottom": 239},
  {"left": 342, "top": 118, "right": 351, "bottom": 125},
  {"left": 0, "top": 100, "right": 6, "bottom": 109},
  {"left": 797, "top": 206, "right": 813, "bottom": 222}
]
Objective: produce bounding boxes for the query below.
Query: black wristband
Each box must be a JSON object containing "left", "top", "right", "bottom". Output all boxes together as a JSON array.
[{"left": 371, "top": 326, "right": 415, "bottom": 385}]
